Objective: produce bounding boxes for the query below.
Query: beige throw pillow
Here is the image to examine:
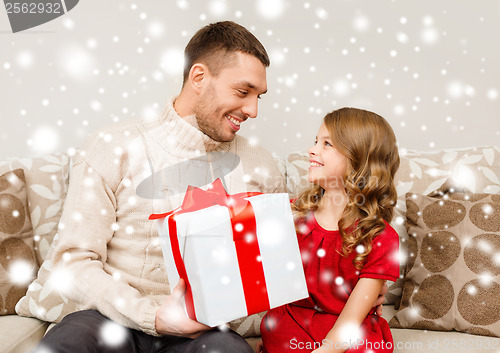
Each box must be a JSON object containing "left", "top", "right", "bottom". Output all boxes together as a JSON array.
[
  {"left": 15, "top": 231, "right": 81, "bottom": 322},
  {"left": 389, "top": 191, "right": 500, "bottom": 337},
  {"left": 389, "top": 146, "right": 500, "bottom": 306},
  {"left": 229, "top": 311, "right": 266, "bottom": 337},
  {"left": 0, "top": 154, "right": 70, "bottom": 265},
  {"left": 0, "top": 169, "right": 38, "bottom": 315}
]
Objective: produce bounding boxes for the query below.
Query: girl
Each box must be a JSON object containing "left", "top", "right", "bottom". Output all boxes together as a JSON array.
[{"left": 260, "top": 107, "right": 400, "bottom": 353}]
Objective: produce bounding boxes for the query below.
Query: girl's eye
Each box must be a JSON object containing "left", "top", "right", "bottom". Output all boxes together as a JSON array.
[{"left": 324, "top": 141, "right": 332, "bottom": 147}]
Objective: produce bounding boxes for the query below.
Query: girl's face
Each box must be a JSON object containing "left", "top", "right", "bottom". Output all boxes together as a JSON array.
[{"left": 307, "top": 123, "right": 348, "bottom": 191}]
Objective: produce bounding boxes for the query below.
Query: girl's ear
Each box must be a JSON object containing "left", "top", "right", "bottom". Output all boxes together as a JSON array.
[{"left": 188, "top": 63, "right": 209, "bottom": 95}]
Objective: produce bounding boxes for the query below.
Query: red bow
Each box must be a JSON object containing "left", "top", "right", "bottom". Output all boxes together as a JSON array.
[{"left": 149, "top": 178, "right": 261, "bottom": 221}]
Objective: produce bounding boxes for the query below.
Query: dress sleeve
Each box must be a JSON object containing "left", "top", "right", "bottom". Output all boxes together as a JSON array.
[{"left": 359, "top": 223, "right": 400, "bottom": 282}]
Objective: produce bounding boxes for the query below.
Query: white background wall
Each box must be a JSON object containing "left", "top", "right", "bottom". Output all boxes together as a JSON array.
[{"left": 1, "top": 0, "right": 499, "bottom": 159}]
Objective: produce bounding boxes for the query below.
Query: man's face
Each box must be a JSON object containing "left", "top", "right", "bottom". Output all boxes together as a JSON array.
[{"left": 193, "top": 52, "right": 268, "bottom": 142}]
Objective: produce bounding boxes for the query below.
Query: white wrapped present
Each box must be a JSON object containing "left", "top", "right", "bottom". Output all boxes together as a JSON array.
[{"left": 150, "top": 178, "right": 308, "bottom": 327}]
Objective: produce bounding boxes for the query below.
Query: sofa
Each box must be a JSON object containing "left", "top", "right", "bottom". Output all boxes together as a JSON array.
[{"left": 1, "top": 146, "right": 499, "bottom": 353}]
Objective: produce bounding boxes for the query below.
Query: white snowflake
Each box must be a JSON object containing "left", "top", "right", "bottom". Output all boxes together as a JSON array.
[
  {"left": 17, "top": 50, "right": 34, "bottom": 68},
  {"left": 256, "top": 0, "right": 285, "bottom": 19},
  {"left": 100, "top": 321, "right": 128, "bottom": 347},
  {"left": 209, "top": 0, "right": 227, "bottom": 16},
  {"left": 338, "top": 322, "right": 363, "bottom": 346},
  {"left": 30, "top": 127, "right": 59, "bottom": 154},
  {"left": 8, "top": 259, "right": 35, "bottom": 286},
  {"left": 487, "top": 88, "right": 498, "bottom": 100},
  {"left": 353, "top": 14, "right": 370, "bottom": 32}
]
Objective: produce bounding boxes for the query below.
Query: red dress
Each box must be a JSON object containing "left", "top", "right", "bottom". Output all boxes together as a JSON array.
[{"left": 261, "top": 214, "right": 399, "bottom": 353}]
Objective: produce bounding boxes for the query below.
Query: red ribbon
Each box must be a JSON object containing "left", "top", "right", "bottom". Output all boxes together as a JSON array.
[{"left": 150, "top": 178, "right": 271, "bottom": 322}]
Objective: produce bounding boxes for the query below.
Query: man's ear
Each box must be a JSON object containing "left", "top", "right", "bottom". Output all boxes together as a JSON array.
[{"left": 188, "top": 63, "right": 209, "bottom": 95}]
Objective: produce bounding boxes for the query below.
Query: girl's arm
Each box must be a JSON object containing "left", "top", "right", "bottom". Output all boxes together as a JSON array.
[{"left": 312, "top": 278, "right": 385, "bottom": 353}]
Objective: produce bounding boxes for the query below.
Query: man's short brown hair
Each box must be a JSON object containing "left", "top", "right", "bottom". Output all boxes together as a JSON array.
[{"left": 183, "top": 21, "right": 270, "bottom": 84}]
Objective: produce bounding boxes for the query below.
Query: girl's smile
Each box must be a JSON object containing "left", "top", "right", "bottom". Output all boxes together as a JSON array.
[{"left": 307, "top": 123, "right": 348, "bottom": 191}]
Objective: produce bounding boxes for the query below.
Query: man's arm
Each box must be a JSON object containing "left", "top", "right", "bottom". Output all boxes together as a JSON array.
[{"left": 51, "top": 161, "right": 160, "bottom": 334}]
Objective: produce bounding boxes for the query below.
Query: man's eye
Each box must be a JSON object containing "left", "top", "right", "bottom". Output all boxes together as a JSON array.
[{"left": 238, "top": 90, "right": 248, "bottom": 96}]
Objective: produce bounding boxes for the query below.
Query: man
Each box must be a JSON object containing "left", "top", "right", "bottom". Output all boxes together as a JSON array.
[{"left": 34, "top": 21, "right": 283, "bottom": 353}]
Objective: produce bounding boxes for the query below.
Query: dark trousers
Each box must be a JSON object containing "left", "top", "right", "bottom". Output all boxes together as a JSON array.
[{"left": 33, "top": 310, "right": 254, "bottom": 353}]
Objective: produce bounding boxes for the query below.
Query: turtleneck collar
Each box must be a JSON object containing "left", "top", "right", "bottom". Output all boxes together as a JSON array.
[{"left": 150, "top": 97, "right": 230, "bottom": 155}]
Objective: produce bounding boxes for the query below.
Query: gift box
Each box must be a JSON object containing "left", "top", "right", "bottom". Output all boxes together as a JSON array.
[{"left": 149, "top": 179, "right": 308, "bottom": 327}]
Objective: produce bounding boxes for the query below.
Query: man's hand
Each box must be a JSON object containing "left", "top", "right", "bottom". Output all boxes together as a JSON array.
[
  {"left": 155, "top": 278, "right": 211, "bottom": 338},
  {"left": 373, "top": 281, "right": 388, "bottom": 316}
]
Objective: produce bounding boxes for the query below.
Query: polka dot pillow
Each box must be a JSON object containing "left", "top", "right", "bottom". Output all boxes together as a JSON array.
[
  {"left": 389, "top": 191, "right": 500, "bottom": 337},
  {"left": 0, "top": 169, "right": 38, "bottom": 315}
]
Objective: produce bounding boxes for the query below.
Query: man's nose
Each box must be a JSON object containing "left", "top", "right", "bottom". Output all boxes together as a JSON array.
[{"left": 242, "top": 97, "right": 258, "bottom": 119}]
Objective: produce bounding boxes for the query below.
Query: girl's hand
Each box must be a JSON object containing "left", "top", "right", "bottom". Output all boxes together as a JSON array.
[
  {"left": 318, "top": 278, "right": 386, "bottom": 353},
  {"left": 374, "top": 281, "right": 388, "bottom": 316},
  {"left": 255, "top": 339, "right": 263, "bottom": 353}
]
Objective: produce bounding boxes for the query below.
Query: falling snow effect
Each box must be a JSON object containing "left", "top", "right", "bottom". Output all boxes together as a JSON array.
[
  {"left": 1, "top": 5, "right": 499, "bottom": 342},
  {"left": 339, "top": 323, "right": 363, "bottom": 345},
  {"left": 8, "top": 259, "right": 36, "bottom": 286},
  {"left": 100, "top": 321, "right": 128, "bottom": 347}
]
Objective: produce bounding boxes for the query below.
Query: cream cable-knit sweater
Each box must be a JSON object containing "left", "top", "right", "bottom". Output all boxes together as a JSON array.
[{"left": 51, "top": 98, "right": 285, "bottom": 335}]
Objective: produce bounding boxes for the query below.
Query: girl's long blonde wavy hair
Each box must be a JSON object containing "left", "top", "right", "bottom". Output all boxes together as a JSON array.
[{"left": 293, "top": 107, "right": 400, "bottom": 269}]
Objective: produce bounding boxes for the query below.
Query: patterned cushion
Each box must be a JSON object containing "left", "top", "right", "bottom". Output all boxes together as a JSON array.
[
  {"left": 0, "top": 169, "right": 38, "bottom": 315},
  {"left": 15, "top": 232, "right": 82, "bottom": 322},
  {"left": 389, "top": 191, "right": 500, "bottom": 337},
  {"left": 389, "top": 146, "right": 500, "bottom": 306},
  {"left": 283, "top": 146, "right": 500, "bottom": 305},
  {"left": 229, "top": 311, "right": 266, "bottom": 337},
  {"left": 8, "top": 154, "right": 78, "bottom": 323},
  {"left": 0, "top": 154, "right": 70, "bottom": 265}
]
